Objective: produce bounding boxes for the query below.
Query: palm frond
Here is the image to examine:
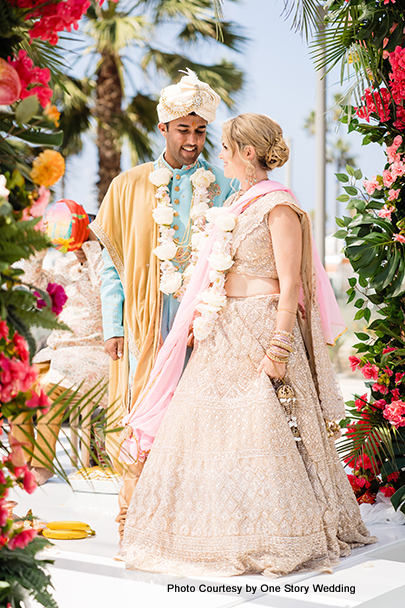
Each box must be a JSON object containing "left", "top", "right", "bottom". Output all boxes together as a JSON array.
[
  {"left": 177, "top": 19, "right": 247, "bottom": 52},
  {"left": 86, "top": 14, "right": 150, "bottom": 54},
  {"left": 126, "top": 93, "right": 158, "bottom": 133},
  {"left": 281, "top": 0, "right": 322, "bottom": 40},
  {"left": 142, "top": 50, "right": 244, "bottom": 108}
]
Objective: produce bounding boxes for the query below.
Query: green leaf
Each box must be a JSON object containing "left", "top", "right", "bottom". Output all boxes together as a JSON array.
[
  {"left": 359, "top": 275, "right": 368, "bottom": 288},
  {"left": 354, "top": 309, "right": 364, "bottom": 320},
  {"left": 348, "top": 277, "right": 357, "bottom": 287},
  {"left": 334, "top": 229, "right": 347, "bottom": 239},
  {"left": 391, "top": 485, "right": 405, "bottom": 511},
  {"left": 347, "top": 291, "right": 356, "bottom": 304},
  {"left": 355, "top": 332, "right": 370, "bottom": 341},
  {"left": 336, "top": 173, "right": 349, "bottom": 183},
  {"left": 337, "top": 194, "right": 350, "bottom": 202},
  {"left": 364, "top": 308, "right": 371, "bottom": 323},
  {"left": 336, "top": 217, "right": 346, "bottom": 228},
  {"left": 16, "top": 129, "right": 63, "bottom": 147},
  {"left": 354, "top": 298, "right": 365, "bottom": 309},
  {"left": 343, "top": 186, "right": 359, "bottom": 196},
  {"left": 354, "top": 169, "right": 363, "bottom": 180},
  {"left": 15, "top": 96, "right": 39, "bottom": 124},
  {"left": 346, "top": 164, "right": 355, "bottom": 177}
]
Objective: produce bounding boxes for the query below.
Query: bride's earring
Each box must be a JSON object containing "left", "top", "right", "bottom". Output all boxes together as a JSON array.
[{"left": 245, "top": 161, "right": 257, "bottom": 186}]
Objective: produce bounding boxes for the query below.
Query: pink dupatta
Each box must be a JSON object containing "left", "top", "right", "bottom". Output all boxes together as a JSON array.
[{"left": 119, "top": 180, "right": 345, "bottom": 464}]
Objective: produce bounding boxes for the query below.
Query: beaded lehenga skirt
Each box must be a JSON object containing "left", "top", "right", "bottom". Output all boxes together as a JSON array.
[{"left": 120, "top": 294, "right": 376, "bottom": 577}]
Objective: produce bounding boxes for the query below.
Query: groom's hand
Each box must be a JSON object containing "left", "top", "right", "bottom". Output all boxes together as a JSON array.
[{"left": 104, "top": 337, "right": 124, "bottom": 360}]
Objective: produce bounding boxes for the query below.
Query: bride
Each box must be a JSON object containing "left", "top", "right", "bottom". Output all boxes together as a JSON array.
[{"left": 118, "top": 113, "right": 376, "bottom": 577}]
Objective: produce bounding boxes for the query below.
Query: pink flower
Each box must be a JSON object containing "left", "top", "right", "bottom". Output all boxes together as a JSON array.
[
  {"left": 0, "top": 500, "right": 8, "bottom": 527},
  {"left": 0, "top": 57, "right": 21, "bottom": 105},
  {"left": 348, "top": 474, "right": 371, "bottom": 493},
  {"left": 363, "top": 178, "right": 381, "bottom": 195},
  {"left": 378, "top": 205, "right": 393, "bottom": 218},
  {"left": 393, "top": 105, "right": 405, "bottom": 130},
  {"left": 383, "top": 169, "right": 396, "bottom": 188},
  {"left": 383, "top": 347, "right": 397, "bottom": 354},
  {"left": 349, "top": 356, "right": 361, "bottom": 372},
  {"left": 393, "top": 233, "right": 405, "bottom": 243},
  {"left": 12, "top": 332, "right": 29, "bottom": 363},
  {"left": 8, "top": 528, "right": 37, "bottom": 550},
  {"left": 372, "top": 383, "right": 389, "bottom": 394},
  {"left": 386, "top": 136, "right": 402, "bottom": 163},
  {"left": 391, "top": 160, "right": 405, "bottom": 179},
  {"left": 7, "top": 50, "right": 52, "bottom": 108},
  {"left": 22, "top": 467, "right": 37, "bottom": 494},
  {"left": 0, "top": 320, "right": 8, "bottom": 340},
  {"left": 35, "top": 282, "right": 67, "bottom": 314},
  {"left": 388, "top": 189, "right": 400, "bottom": 202},
  {"left": 380, "top": 485, "right": 396, "bottom": 497},
  {"left": 355, "top": 393, "right": 368, "bottom": 411},
  {"left": 395, "top": 372, "right": 405, "bottom": 384},
  {"left": 26, "top": 388, "right": 51, "bottom": 414},
  {"left": 21, "top": 186, "right": 50, "bottom": 231},
  {"left": 356, "top": 88, "right": 391, "bottom": 122},
  {"left": 373, "top": 399, "right": 387, "bottom": 409},
  {"left": 0, "top": 353, "right": 37, "bottom": 402},
  {"left": 383, "top": 399, "right": 405, "bottom": 428},
  {"left": 361, "top": 362, "right": 379, "bottom": 381},
  {"left": 384, "top": 367, "right": 394, "bottom": 377},
  {"left": 391, "top": 388, "right": 401, "bottom": 401},
  {"left": 47, "top": 282, "right": 68, "bottom": 315}
]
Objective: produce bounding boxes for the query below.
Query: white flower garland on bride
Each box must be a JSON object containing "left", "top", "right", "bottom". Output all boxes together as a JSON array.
[
  {"left": 193, "top": 206, "right": 237, "bottom": 341},
  {"left": 150, "top": 166, "right": 217, "bottom": 298}
]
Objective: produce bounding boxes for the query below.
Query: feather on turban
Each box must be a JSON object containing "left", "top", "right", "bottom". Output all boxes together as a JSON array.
[{"left": 157, "top": 69, "right": 220, "bottom": 124}]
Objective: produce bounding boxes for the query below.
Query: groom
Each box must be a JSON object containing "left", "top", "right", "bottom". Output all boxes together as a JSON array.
[{"left": 91, "top": 69, "right": 235, "bottom": 537}]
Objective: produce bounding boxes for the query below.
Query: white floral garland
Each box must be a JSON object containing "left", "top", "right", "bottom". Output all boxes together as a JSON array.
[
  {"left": 150, "top": 166, "right": 216, "bottom": 299},
  {"left": 193, "top": 207, "right": 237, "bottom": 340}
]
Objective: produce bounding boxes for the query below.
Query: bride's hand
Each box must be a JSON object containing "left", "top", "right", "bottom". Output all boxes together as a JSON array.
[{"left": 256, "top": 356, "right": 286, "bottom": 379}]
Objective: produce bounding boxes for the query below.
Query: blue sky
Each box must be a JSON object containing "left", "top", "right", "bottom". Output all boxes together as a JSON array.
[{"left": 56, "top": 0, "right": 385, "bottom": 234}]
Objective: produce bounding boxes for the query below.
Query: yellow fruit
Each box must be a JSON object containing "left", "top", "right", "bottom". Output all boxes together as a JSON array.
[
  {"left": 42, "top": 529, "right": 89, "bottom": 540},
  {"left": 46, "top": 521, "right": 91, "bottom": 531}
]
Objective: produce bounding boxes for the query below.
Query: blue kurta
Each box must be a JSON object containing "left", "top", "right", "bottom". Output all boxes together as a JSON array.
[{"left": 100, "top": 153, "right": 237, "bottom": 378}]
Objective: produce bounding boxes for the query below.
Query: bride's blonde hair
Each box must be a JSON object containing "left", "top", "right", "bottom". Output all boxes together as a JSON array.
[{"left": 222, "top": 113, "right": 289, "bottom": 171}]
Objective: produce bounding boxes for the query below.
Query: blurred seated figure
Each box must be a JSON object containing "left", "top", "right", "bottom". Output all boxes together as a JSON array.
[{"left": 11, "top": 205, "right": 109, "bottom": 485}]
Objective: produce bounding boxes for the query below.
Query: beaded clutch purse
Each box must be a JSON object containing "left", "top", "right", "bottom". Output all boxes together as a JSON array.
[{"left": 271, "top": 378, "right": 301, "bottom": 443}]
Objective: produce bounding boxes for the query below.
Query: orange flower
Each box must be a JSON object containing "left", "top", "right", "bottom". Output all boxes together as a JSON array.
[
  {"left": 30, "top": 150, "right": 65, "bottom": 187},
  {"left": 44, "top": 104, "right": 60, "bottom": 127}
]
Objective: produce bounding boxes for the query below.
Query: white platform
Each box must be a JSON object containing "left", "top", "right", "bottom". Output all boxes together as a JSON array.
[{"left": 8, "top": 373, "right": 405, "bottom": 608}]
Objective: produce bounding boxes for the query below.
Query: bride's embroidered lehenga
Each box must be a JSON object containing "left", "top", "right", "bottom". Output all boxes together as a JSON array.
[{"left": 120, "top": 191, "right": 377, "bottom": 577}]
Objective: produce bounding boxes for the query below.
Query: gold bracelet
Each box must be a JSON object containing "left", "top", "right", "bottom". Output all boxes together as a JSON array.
[
  {"left": 266, "top": 353, "right": 289, "bottom": 364},
  {"left": 275, "top": 329, "right": 294, "bottom": 340},
  {"left": 271, "top": 339, "right": 293, "bottom": 353},
  {"left": 277, "top": 308, "right": 297, "bottom": 316}
]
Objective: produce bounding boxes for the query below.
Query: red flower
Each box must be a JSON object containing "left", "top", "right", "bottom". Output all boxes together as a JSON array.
[
  {"left": 26, "top": 388, "right": 51, "bottom": 414},
  {"left": 7, "top": 528, "right": 37, "bottom": 550},
  {"left": 395, "top": 372, "right": 405, "bottom": 385},
  {"left": 380, "top": 485, "right": 396, "bottom": 498},
  {"left": 391, "top": 388, "right": 401, "bottom": 401},
  {"left": 373, "top": 398, "right": 387, "bottom": 409},
  {"left": 355, "top": 393, "right": 368, "bottom": 412},
  {"left": 347, "top": 474, "right": 371, "bottom": 493},
  {"left": 349, "top": 356, "right": 361, "bottom": 372},
  {"left": 355, "top": 453, "right": 374, "bottom": 471},
  {"left": 383, "top": 400, "right": 405, "bottom": 428},
  {"left": 35, "top": 282, "right": 67, "bottom": 315},
  {"left": 372, "top": 383, "right": 389, "bottom": 394},
  {"left": 358, "top": 490, "right": 377, "bottom": 504},
  {"left": 387, "top": 471, "right": 400, "bottom": 482},
  {"left": 383, "top": 347, "right": 397, "bottom": 354},
  {"left": 12, "top": 333, "right": 29, "bottom": 363},
  {"left": 361, "top": 363, "right": 379, "bottom": 381},
  {"left": 356, "top": 87, "right": 391, "bottom": 122},
  {"left": 0, "top": 499, "right": 8, "bottom": 527},
  {"left": 8, "top": 50, "right": 52, "bottom": 108},
  {"left": 0, "top": 320, "right": 9, "bottom": 340},
  {"left": 22, "top": 467, "right": 37, "bottom": 494}
]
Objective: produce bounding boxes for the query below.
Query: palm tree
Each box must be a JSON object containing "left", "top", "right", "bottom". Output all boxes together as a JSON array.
[{"left": 59, "top": 0, "right": 246, "bottom": 205}]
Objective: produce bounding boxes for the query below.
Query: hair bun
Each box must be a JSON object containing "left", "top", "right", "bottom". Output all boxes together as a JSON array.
[{"left": 265, "top": 135, "right": 289, "bottom": 171}]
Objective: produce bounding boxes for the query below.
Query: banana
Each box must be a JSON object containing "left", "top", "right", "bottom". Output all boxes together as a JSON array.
[
  {"left": 43, "top": 528, "right": 90, "bottom": 540},
  {"left": 46, "top": 521, "right": 91, "bottom": 531}
]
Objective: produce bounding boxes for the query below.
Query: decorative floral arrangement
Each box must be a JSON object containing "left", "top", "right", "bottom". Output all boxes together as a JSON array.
[
  {"left": 150, "top": 166, "right": 217, "bottom": 299},
  {"left": 193, "top": 207, "right": 236, "bottom": 340}
]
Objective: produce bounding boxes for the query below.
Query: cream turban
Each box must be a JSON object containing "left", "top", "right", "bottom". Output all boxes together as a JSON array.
[{"left": 157, "top": 69, "right": 220, "bottom": 124}]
